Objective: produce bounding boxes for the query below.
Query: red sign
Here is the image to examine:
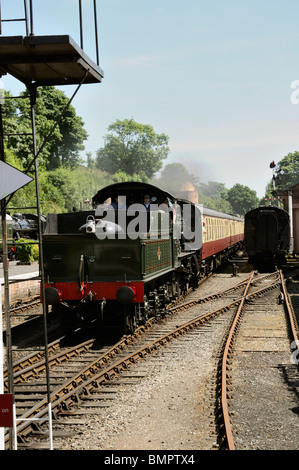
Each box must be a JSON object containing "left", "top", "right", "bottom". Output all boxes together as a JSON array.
[{"left": 0, "top": 394, "right": 13, "bottom": 427}]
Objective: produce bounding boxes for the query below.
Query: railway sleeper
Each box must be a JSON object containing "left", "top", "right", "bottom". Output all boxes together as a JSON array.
[
  {"left": 16, "top": 433, "right": 31, "bottom": 444},
  {"left": 29, "top": 422, "right": 48, "bottom": 437},
  {"left": 71, "top": 393, "right": 81, "bottom": 403}
]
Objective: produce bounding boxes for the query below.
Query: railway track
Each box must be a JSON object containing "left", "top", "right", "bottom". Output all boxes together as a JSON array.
[
  {"left": 216, "top": 270, "right": 299, "bottom": 450},
  {"left": 4, "top": 269, "right": 298, "bottom": 450},
  {"left": 2, "top": 297, "right": 42, "bottom": 333},
  {"left": 4, "top": 272, "right": 249, "bottom": 449},
  {"left": 3, "top": 271, "right": 248, "bottom": 384}
]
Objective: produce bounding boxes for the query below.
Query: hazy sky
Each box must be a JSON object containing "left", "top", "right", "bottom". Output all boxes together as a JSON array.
[{"left": 2, "top": 0, "right": 299, "bottom": 198}]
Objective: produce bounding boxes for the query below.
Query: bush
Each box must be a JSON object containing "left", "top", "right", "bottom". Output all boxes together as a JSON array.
[{"left": 15, "top": 238, "right": 39, "bottom": 262}]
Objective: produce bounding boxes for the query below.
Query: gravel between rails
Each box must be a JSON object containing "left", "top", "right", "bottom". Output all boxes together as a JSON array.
[{"left": 56, "top": 273, "right": 248, "bottom": 451}]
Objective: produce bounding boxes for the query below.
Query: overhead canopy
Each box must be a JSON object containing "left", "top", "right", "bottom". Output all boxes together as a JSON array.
[{"left": 0, "top": 35, "right": 104, "bottom": 87}]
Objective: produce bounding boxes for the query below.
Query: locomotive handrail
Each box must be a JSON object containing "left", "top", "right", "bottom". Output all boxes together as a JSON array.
[{"left": 78, "top": 254, "right": 84, "bottom": 291}]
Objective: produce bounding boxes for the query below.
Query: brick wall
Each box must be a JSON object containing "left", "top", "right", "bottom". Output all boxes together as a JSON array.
[{"left": 1, "top": 279, "right": 40, "bottom": 306}]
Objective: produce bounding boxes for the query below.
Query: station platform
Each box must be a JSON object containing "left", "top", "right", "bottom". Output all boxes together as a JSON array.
[{"left": 0, "top": 261, "right": 40, "bottom": 306}]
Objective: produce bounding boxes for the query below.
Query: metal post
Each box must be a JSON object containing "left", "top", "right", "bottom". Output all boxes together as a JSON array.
[
  {"left": 24, "top": 0, "right": 29, "bottom": 36},
  {"left": 29, "top": 88, "right": 53, "bottom": 450},
  {"left": 93, "top": 0, "right": 99, "bottom": 65},
  {"left": 288, "top": 190, "right": 294, "bottom": 253},
  {"left": 0, "top": 282, "right": 3, "bottom": 450},
  {"left": 29, "top": 0, "right": 34, "bottom": 36},
  {"left": 79, "top": 0, "right": 83, "bottom": 49},
  {"left": 25, "top": 72, "right": 88, "bottom": 174},
  {"left": 0, "top": 103, "right": 15, "bottom": 450},
  {"left": 0, "top": 1, "right": 2, "bottom": 35},
  {"left": 1, "top": 202, "right": 14, "bottom": 451}
]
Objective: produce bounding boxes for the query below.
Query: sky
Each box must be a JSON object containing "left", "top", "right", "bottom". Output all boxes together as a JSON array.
[{"left": 1, "top": 0, "right": 299, "bottom": 198}]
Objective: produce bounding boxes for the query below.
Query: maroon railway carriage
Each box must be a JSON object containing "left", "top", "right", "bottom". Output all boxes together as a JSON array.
[{"left": 201, "top": 206, "right": 244, "bottom": 271}]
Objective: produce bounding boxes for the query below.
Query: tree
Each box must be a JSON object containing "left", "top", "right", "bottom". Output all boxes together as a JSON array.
[
  {"left": 111, "top": 171, "right": 144, "bottom": 183},
  {"left": 198, "top": 181, "right": 228, "bottom": 200},
  {"left": 227, "top": 184, "right": 259, "bottom": 216},
  {"left": 2, "top": 87, "right": 88, "bottom": 170},
  {"left": 86, "top": 152, "right": 96, "bottom": 169},
  {"left": 95, "top": 118, "right": 169, "bottom": 179},
  {"left": 268, "top": 151, "right": 299, "bottom": 191}
]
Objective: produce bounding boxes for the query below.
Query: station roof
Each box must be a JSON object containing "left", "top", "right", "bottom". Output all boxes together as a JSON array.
[
  {"left": 283, "top": 184, "right": 299, "bottom": 200},
  {"left": 0, "top": 35, "right": 104, "bottom": 87}
]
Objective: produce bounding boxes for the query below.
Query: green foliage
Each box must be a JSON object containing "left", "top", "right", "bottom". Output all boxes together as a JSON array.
[
  {"left": 32, "top": 243, "right": 39, "bottom": 261},
  {"left": 198, "top": 192, "right": 233, "bottom": 213},
  {"left": 4, "top": 145, "right": 114, "bottom": 214},
  {"left": 227, "top": 184, "right": 259, "bottom": 216},
  {"left": 111, "top": 171, "right": 144, "bottom": 183},
  {"left": 197, "top": 181, "right": 233, "bottom": 213},
  {"left": 40, "top": 166, "right": 115, "bottom": 213},
  {"left": 96, "top": 118, "right": 169, "bottom": 179},
  {"left": 2, "top": 87, "right": 88, "bottom": 171},
  {"left": 267, "top": 151, "right": 299, "bottom": 192},
  {"left": 15, "top": 238, "right": 39, "bottom": 262},
  {"left": 198, "top": 181, "right": 227, "bottom": 200}
]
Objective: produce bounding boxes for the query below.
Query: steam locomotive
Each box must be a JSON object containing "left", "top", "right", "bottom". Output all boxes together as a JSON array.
[
  {"left": 43, "top": 182, "right": 244, "bottom": 333},
  {"left": 0, "top": 213, "right": 46, "bottom": 262},
  {"left": 0, "top": 214, "right": 15, "bottom": 262}
]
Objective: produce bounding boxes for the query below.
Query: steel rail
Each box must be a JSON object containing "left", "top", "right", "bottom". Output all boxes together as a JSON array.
[
  {"left": 217, "top": 270, "right": 285, "bottom": 450},
  {"left": 217, "top": 270, "right": 294, "bottom": 450},
  {"left": 3, "top": 273, "right": 257, "bottom": 382},
  {"left": 9, "top": 271, "right": 283, "bottom": 445},
  {"left": 5, "top": 322, "right": 155, "bottom": 443},
  {"left": 165, "top": 271, "right": 279, "bottom": 315},
  {"left": 279, "top": 270, "right": 299, "bottom": 349},
  {"left": 3, "top": 338, "right": 62, "bottom": 381},
  {"left": 12, "top": 273, "right": 278, "bottom": 442},
  {"left": 220, "top": 271, "right": 254, "bottom": 450},
  {"left": 3, "top": 321, "right": 152, "bottom": 385},
  {"left": 31, "top": 273, "right": 282, "bottom": 419},
  {"left": 10, "top": 298, "right": 40, "bottom": 313},
  {"left": 7, "top": 337, "right": 96, "bottom": 385},
  {"left": 9, "top": 291, "right": 243, "bottom": 442},
  {"left": 13, "top": 299, "right": 240, "bottom": 442}
]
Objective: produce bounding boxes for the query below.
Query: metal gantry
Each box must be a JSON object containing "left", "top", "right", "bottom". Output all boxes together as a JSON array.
[{"left": 0, "top": 0, "right": 103, "bottom": 449}]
